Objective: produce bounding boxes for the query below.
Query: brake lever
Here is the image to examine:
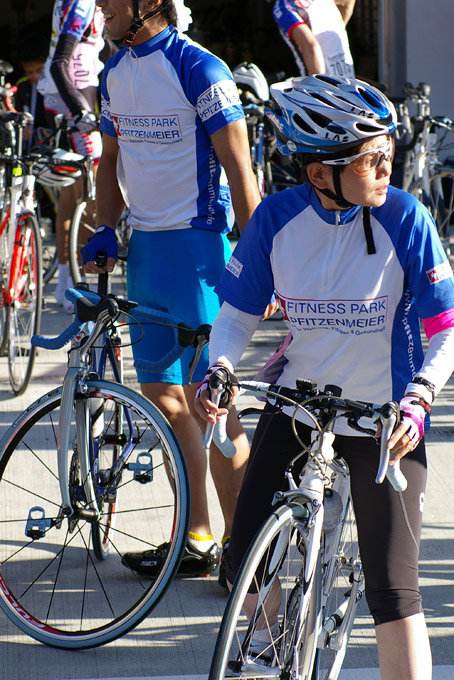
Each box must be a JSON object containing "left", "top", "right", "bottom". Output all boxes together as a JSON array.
[{"left": 375, "top": 401, "right": 408, "bottom": 492}]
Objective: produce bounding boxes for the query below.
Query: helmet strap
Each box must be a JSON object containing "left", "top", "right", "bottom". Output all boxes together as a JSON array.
[{"left": 123, "top": 0, "right": 164, "bottom": 46}]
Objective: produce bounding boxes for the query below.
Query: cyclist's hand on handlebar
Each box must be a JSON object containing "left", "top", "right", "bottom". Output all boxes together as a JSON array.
[
  {"left": 74, "top": 109, "right": 98, "bottom": 133},
  {"left": 81, "top": 225, "right": 118, "bottom": 273},
  {"left": 194, "top": 364, "right": 239, "bottom": 424},
  {"left": 386, "top": 394, "right": 430, "bottom": 461}
]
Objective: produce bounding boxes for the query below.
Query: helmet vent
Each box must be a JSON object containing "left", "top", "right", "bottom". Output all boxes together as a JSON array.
[
  {"left": 357, "top": 123, "right": 382, "bottom": 133},
  {"left": 293, "top": 113, "right": 316, "bottom": 133},
  {"left": 358, "top": 87, "right": 381, "bottom": 110},
  {"left": 303, "top": 107, "right": 332, "bottom": 129}
]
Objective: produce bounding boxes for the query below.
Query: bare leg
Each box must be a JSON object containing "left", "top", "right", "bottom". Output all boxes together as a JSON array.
[
  {"left": 56, "top": 179, "right": 82, "bottom": 264},
  {"left": 140, "top": 382, "right": 211, "bottom": 535},
  {"left": 186, "top": 383, "right": 249, "bottom": 540},
  {"left": 375, "top": 613, "right": 432, "bottom": 680}
]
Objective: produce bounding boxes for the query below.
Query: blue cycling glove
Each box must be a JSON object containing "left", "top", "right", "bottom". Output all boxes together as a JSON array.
[{"left": 80, "top": 225, "right": 118, "bottom": 265}]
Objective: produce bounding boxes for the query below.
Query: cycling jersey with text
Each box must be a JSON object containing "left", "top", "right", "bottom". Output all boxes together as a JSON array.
[
  {"left": 99, "top": 26, "right": 244, "bottom": 233},
  {"left": 38, "top": 0, "right": 104, "bottom": 96},
  {"left": 272, "top": 0, "right": 354, "bottom": 78},
  {"left": 216, "top": 183, "right": 454, "bottom": 433}
]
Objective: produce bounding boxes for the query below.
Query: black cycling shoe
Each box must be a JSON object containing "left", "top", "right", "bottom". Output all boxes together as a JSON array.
[
  {"left": 218, "top": 539, "right": 230, "bottom": 589},
  {"left": 121, "top": 541, "right": 220, "bottom": 577}
]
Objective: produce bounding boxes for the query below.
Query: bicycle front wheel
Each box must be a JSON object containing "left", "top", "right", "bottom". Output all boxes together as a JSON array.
[
  {"left": 410, "top": 165, "right": 454, "bottom": 251},
  {"left": 313, "top": 497, "right": 362, "bottom": 680},
  {"left": 7, "top": 210, "right": 42, "bottom": 395},
  {"left": 209, "top": 504, "right": 319, "bottom": 680},
  {"left": 0, "top": 380, "right": 190, "bottom": 648}
]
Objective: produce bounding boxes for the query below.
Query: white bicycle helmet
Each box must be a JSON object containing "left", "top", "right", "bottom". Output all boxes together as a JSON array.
[
  {"left": 232, "top": 63, "right": 270, "bottom": 103},
  {"left": 266, "top": 74, "right": 397, "bottom": 157},
  {"left": 34, "top": 148, "right": 83, "bottom": 188}
]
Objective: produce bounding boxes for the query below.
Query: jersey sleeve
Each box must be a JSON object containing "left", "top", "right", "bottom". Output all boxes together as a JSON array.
[
  {"left": 272, "top": 0, "right": 306, "bottom": 37},
  {"left": 389, "top": 191, "right": 454, "bottom": 318},
  {"left": 99, "top": 56, "right": 119, "bottom": 137},
  {"left": 215, "top": 201, "right": 276, "bottom": 315},
  {"left": 182, "top": 48, "right": 245, "bottom": 137},
  {"left": 60, "top": 0, "right": 95, "bottom": 41}
]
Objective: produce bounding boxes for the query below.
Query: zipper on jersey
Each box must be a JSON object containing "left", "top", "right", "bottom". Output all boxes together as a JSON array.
[{"left": 323, "top": 211, "right": 342, "bottom": 288}]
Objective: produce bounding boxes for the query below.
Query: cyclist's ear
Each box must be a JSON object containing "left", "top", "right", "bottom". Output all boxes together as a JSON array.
[{"left": 306, "top": 161, "right": 330, "bottom": 189}]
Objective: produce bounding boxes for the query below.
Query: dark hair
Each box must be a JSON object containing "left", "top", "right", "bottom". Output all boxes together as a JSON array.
[{"left": 160, "top": 0, "right": 178, "bottom": 26}]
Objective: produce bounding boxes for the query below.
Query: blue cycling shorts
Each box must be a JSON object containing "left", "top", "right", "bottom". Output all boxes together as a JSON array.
[{"left": 127, "top": 227, "right": 232, "bottom": 385}]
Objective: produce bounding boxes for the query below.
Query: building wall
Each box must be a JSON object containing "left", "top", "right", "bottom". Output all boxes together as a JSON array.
[{"left": 380, "top": 0, "right": 454, "bottom": 120}]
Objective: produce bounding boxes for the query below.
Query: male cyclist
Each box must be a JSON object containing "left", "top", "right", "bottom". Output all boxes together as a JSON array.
[
  {"left": 196, "top": 75, "right": 454, "bottom": 678},
  {"left": 267, "top": 0, "right": 355, "bottom": 77},
  {"left": 38, "top": 0, "right": 105, "bottom": 313},
  {"left": 81, "top": 0, "right": 262, "bottom": 586}
]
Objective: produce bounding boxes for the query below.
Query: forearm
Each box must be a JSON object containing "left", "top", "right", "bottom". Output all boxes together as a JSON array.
[
  {"left": 50, "top": 34, "right": 90, "bottom": 116},
  {"left": 406, "top": 326, "right": 454, "bottom": 401},
  {"left": 211, "top": 120, "right": 261, "bottom": 232},
  {"left": 291, "top": 24, "right": 326, "bottom": 74},
  {"left": 95, "top": 142, "right": 125, "bottom": 229},
  {"left": 335, "top": 0, "right": 356, "bottom": 24},
  {"left": 208, "top": 302, "right": 261, "bottom": 370}
]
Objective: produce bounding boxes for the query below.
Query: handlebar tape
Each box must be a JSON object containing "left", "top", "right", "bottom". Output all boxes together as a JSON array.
[{"left": 31, "top": 288, "right": 101, "bottom": 349}]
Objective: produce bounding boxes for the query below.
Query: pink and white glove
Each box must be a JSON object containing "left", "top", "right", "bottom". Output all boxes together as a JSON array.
[{"left": 399, "top": 395, "right": 431, "bottom": 447}]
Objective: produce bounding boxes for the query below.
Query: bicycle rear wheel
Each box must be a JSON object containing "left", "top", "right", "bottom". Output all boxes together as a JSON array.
[
  {"left": 7, "top": 210, "right": 42, "bottom": 395},
  {"left": 209, "top": 504, "right": 319, "bottom": 680},
  {"left": 0, "top": 380, "right": 190, "bottom": 648},
  {"left": 313, "top": 497, "right": 362, "bottom": 680},
  {"left": 410, "top": 165, "right": 454, "bottom": 253},
  {"left": 0, "top": 193, "right": 11, "bottom": 355}
]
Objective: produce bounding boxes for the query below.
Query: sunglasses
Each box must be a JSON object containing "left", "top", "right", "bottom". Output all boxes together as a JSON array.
[{"left": 322, "top": 138, "right": 395, "bottom": 176}]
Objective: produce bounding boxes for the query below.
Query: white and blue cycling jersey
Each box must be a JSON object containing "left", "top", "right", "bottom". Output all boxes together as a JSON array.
[
  {"left": 216, "top": 183, "right": 454, "bottom": 433},
  {"left": 38, "top": 0, "right": 104, "bottom": 95},
  {"left": 99, "top": 26, "right": 244, "bottom": 233},
  {"left": 272, "top": 0, "right": 354, "bottom": 78}
]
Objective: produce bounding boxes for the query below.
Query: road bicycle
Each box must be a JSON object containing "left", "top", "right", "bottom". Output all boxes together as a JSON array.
[
  {"left": 0, "top": 269, "right": 211, "bottom": 648},
  {"left": 205, "top": 370, "right": 405, "bottom": 680},
  {"left": 0, "top": 109, "right": 43, "bottom": 395},
  {"left": 393, "top": 82, "right": 454, "bottom": 253}
]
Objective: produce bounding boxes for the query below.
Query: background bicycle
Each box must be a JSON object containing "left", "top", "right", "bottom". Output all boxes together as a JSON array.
[
  {"left": 0, "top": 264, "right": 212, "bottom": 648},
  {"left": 391, "top": 81, "right": 454, "bottom": 255}
]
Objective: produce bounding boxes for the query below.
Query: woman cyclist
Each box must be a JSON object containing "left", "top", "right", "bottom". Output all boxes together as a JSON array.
[{"left": 195, "top": 75, "right": 454, "bottom": 679}]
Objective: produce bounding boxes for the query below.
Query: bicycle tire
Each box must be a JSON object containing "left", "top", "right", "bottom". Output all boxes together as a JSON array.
[
  {"left": 313, "top": 496, "right": 362, "bottom": 680},
  {"left": 68, "top": 199, "right": 95, "bottom": 284},
  {"left": 0, "top": 379, "right": 190, "bottom": 648},
  {"left": 209, "top": 504, "right": 319, "bottom": 680},
  {"left": 7, "top": 210, "right": 42, "bottom": 395},
  {"left": 0, "top": 190, "right": 11, "bottom": 355},
  {"left": 409, "top": 165, "right": 454, "bottom": 251}
]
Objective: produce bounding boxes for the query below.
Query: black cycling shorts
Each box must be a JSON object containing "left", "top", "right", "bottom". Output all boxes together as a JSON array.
[{"left": 225, "top": 405, "right": 427, "bottom": 625}]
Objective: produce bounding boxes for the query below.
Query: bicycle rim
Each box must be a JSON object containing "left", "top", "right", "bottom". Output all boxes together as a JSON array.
[
  {"left": 209, "top": 504, "right": 319, "bottom": 680},
  {"left": 8, "top": 211, "right": 42, "bottom": 395},
  {"left": 313, "top": 498, "right": 362, "bottom": 680},
  {"left": 0, "top": 380, "right": 190, "bottom": 648}
]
